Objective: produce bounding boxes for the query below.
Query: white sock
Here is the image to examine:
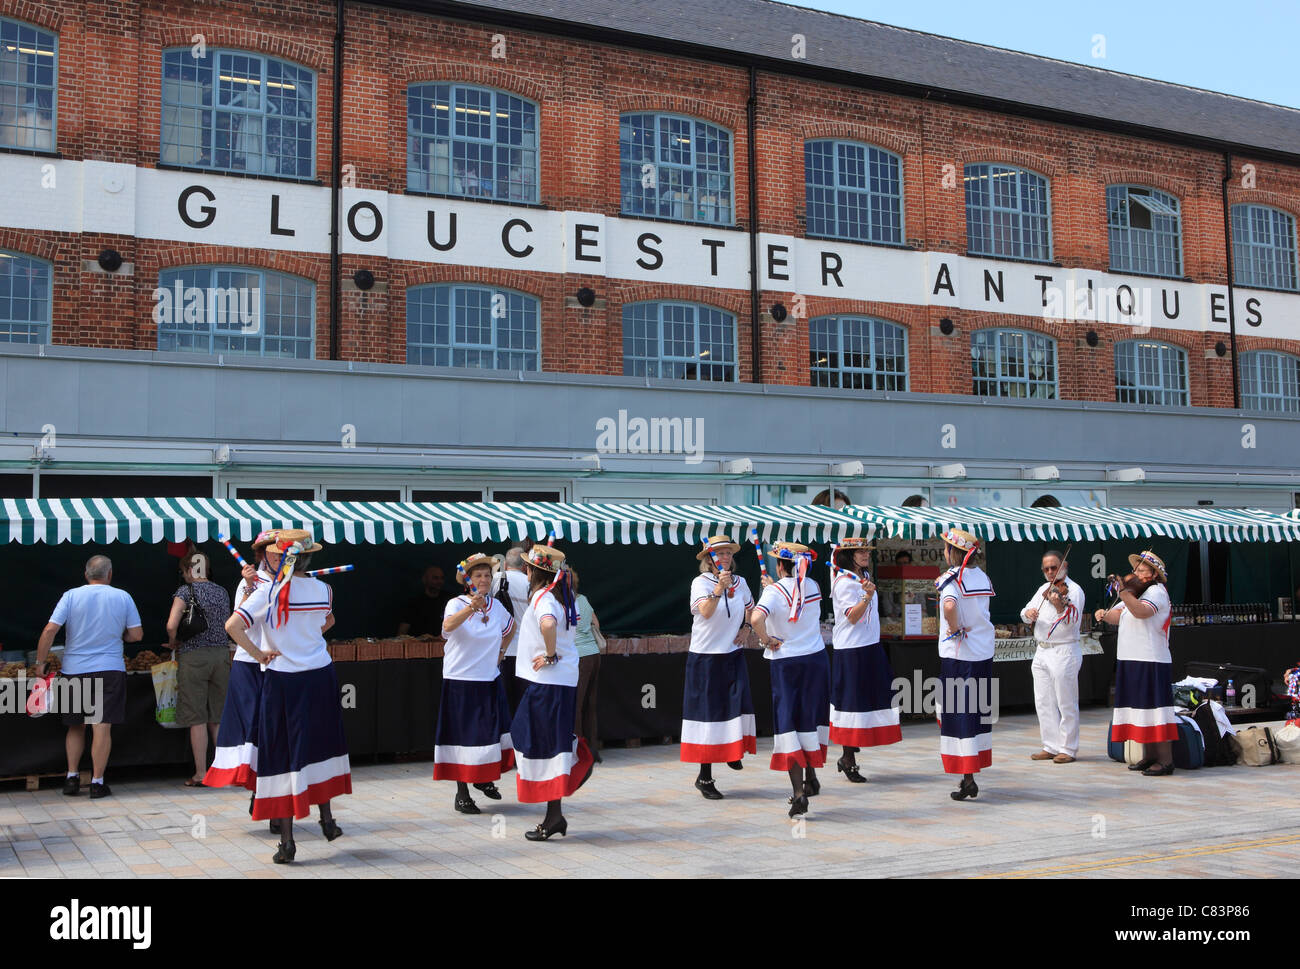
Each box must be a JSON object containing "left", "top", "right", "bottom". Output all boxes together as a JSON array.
[
  {"left": 92, "top": 776, "right": 104, "bottom": 785},
  {"left": 67, "top": 772, "right": 78, "bottom": 779}
]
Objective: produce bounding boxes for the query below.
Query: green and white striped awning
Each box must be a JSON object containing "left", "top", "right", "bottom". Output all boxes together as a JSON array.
[
  {"left": 842, "top": 505, "right": 1300, "bottom": 544},
  {"left": 0, "top": 498, "right": 869, "bottom": 546}
]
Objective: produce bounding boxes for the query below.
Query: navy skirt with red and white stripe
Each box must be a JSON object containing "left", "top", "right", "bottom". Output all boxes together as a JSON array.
[
  {"left": 680, "top": 650, "right": 757, "bottom": 764},
  {"left": 1111, "top": 660, "right": 1178, "bottom": 744},
  {"left": 251, "top": 664, "right": 352, "bottom": 821},
  {"left": 434, "top": 677, "right": 516, "bottom": 782},
  {"left": 510, "top": 682, "right": 594, "bottom": 804},
  {"left": 829, "top": 643, "right": 902, "bottom": 748},
  {"left": 769, "top": 650, "right": 831, "bottom": 771},
  {"left": 204, "top": 660, "right": 262, "bottom": 791},
  {"left": 937, "top": 657, "right": 993, "bottom": 774}
]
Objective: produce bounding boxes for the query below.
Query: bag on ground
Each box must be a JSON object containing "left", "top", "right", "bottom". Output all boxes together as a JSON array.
[
  {"left": 1273, "top": 722, "right": 1300, "bottom": 763},
  {"left": 1236, "top": 725, "right": 1279, "bottom": 766}
]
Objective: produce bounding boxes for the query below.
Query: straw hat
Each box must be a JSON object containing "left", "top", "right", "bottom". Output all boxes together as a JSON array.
[
  {"left": 251, "top": 529, "right": 281, "bottom": 550},
  {"left": 771, "top": 541, "right": 818, "bottom": 562},
  {"left": 1128, "top": 550, "right": 1168, "bottom": 582},
  {"left": 525, "top": 545, "right": 566, "bottom": 573},
  {"left": 267, "top": 529, "right": 323, "bottom": 554},
  {"left": 836, "top": 537, "right": 875, "bottom": 551},
  {"left": 457, "top": 553, "right": 496, "bottom": 584},
  {"left": 939, "top": 528, "right": 980, "bottom": 553},
  {"left": 696, "top": 534, "right": 741, "bottom": 561}
]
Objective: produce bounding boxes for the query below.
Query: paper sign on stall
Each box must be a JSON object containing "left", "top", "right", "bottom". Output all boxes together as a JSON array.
[{"left": 904, "top": 604, "right": 923, "bottom": 636}]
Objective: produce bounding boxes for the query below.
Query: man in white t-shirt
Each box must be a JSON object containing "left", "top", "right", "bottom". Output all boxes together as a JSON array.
[{"left": 34, "top": 555, "right": 144, "bottom": 799}]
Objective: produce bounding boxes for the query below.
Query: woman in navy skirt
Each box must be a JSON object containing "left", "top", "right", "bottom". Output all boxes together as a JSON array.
[
  {"left": 511, "top": 544, "right": 593, "bottom": 841},
  {"left": 681, "top": 534, "right": 756, "bottom": 799},
  {"left": 829, "top": 538, "right": 901, "bottom": 783},
  {"left": 435, "top": 552, "right": 517, "bottom": 815},
  {"left": 749, "top": 541, "right": 828, "bottom": 818},
  {"left": 935, "top": 528, "right": 996, "bottom": 802},
  {"left": 224, "top": 530, "right": 351, "bottom": 864},
  {"left": 1098, "top": 551, "right": 1177, "bottom": 776}
]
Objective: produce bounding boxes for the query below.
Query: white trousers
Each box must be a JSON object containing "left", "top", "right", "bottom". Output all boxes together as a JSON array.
[{"left": 1030, "top": 642, "right": 1082, "bottom": 756}]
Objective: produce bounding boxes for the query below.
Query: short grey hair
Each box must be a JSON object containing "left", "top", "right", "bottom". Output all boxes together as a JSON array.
[
  {"left": 85, "top": 555, "right": 112, "bottom": 581},
  {"left": 505, "top": 548, "right": 526, "bottom": 571}
]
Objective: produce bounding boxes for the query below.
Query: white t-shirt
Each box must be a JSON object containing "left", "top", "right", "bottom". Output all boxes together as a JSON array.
[
  {"left": 516, "top": 588, "right": 580, "bottom": 687},
  {"left": 937, "top": 566, "right": 996, "bottom": 661},
  {"left": 1116, "top": 583, "right": 1173, "bottom": 664},
  {"left": 232, "top": 570, "right": 273, "bottom": 664},
  {"left": 1020, "top": 576, "right": 1085, "bottom": 646},
  {"left": 753, "top": 576, "right": 824, "bottom": 660},
  {"left": 234, "top": 575, "right": 333, "bottom": 673},
  {"left": 689, "top": 572, "right": 754, "bottom": 654},
  {"left": 442, "top": 595, "right": 515, "bottom": 681},
  {"left": 496, "top": 570, "right": 530, "bottom": 657},
  {"left": 831, "top": 570, "right": 880, "bottom": 650}
]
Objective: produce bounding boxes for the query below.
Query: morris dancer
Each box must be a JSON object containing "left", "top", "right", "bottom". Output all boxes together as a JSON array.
[
  {"left": 511, "top": 544, "right": 593, "bottom": 840},
  {"left": 682, "top": 535, "right": 756, "bottom": 799},
  {"left": 750, "top": 542, "right": 828, "bottom": 818},
  {"left": 1096, "top": 551, "right": 1177, "bottom": 776},
  {"left": 829, "top": 539, "right": 900, "bottom": 783},
  {"left": 935, "top": 528, "right": 996, "bottom": 801},
  {"left": 436, "top": 553, "right": 517, "bottom": 815},
  {"left": 1022, "top": 550, "right": 1085, "bottom": 764},
  {"left": 223, "top": 530, "right": 351, "bottom": 863}
]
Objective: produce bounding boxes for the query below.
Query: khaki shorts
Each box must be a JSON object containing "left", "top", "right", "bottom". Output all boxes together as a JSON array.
[{"left": 176, "top": 647, "right": 232, "bottom": 727}]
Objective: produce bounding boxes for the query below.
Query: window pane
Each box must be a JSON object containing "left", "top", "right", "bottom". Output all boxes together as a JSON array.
[
  {"left": 406, "top": 284, "right": 539, "bottom": 371},
  {"left": 157, "top": 266, "right": 312, "bottom": 358},
  {"left": 965, "top": 164, "right": 1050, "bottom": 261},
  {"left": 805, "top": 140, "right": 901, "bottom": 244},
  {"left": 0, "top": 251, "right": 51, "bottom": 343},
  {"left": 971, "top": 329, "right": 1055, "bottom": 398},
  {"left": 0, "top": 18, "right": 57, "bottom": 150},
  {"left": 620, "top": 113, "right": 732, "bottom": 225},
  {"left": 622, "top": 302, "right": 735, "bottom": 381}
]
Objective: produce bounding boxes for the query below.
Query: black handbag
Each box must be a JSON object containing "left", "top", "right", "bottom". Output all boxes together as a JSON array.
[{"left": 178, "top": 586, "right": 208, "bottom": 641}]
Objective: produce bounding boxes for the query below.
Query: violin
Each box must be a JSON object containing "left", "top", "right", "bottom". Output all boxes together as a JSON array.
[{"left": 1107, "top": 572, "right": 1156, "bottom": 598}]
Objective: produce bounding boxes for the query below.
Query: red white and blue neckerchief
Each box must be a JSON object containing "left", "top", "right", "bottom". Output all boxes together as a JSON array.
[
  {"left": 775, "top": 549, "right": 814, "bottom": 622},
  {"left": 264, "top": 541, "right": 302, "bottom": 629}
]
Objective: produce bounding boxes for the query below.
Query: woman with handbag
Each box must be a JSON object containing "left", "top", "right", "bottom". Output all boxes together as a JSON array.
[
  {"left": 166, "top": 551, "right": 234, "bottom": 788},
  {"left": 569, "top": 567, "right": 605, "bottom": 764}
]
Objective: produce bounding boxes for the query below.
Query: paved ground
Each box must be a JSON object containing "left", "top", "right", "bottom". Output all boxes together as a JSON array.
[{"left": 2, "top": 708, "right": 1298, "bottom": 878}]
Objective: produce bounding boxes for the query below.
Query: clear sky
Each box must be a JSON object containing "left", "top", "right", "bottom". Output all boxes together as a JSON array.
[{"left": 790, "top": 0, "right": 1300, "bottom": 109}]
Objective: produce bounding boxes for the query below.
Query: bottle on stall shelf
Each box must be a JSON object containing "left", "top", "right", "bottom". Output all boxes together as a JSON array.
[{"left": 1226, "top": 679, "right": 1237, "bottom": 707}]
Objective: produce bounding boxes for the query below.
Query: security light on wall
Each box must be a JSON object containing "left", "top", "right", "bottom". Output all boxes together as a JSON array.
[
  {"left": 931, "top": 462, "right": 966, "bottom": 479},
  {"left": 213, "top": 444, "right": 233, "bottom": 465},
  {"left": 830, "top": 460, "right": 865, "bottom": 476},
  {"left": 1024, "top": 465, "right": 1060, "bottom": 480},
  {"left": 32, "top": 444, "right": 54, "bottom": 464},
  {"left": 1106, "top": 467, "right": 1146, "bottom": 482},
  {"left": 723, "top": 458, "right": 754, "bottom": 474}
]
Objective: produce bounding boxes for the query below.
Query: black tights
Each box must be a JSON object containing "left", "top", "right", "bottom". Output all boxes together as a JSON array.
[
  {"left": 456, "top": 781, "right": 471, "bottom": 799},
  {"left": 787, "top": 765, "right": 818, "bottom": 795},
  {"left": 841, "top": 745, "right": 860, "bottom": 765},
  {"left": 543, "top": 798, "right": 563, "bottom": 825},
  {"left": 697, "top": 763, "right": 713, "bottom": 782},
  {"left": 277, "top": 800, "right": 332, "bottom": 844}
]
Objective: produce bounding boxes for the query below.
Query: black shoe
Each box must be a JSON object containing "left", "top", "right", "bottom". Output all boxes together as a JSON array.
[
  {"left": 1142, "top": 762, "right": 1176, "bottom": 777},
  {"left": 455, "top": 793, "right": 481, "bottom": 815},
  {"left": 694, "top": 777, "right": 724, "bottom": 800},
  {"left": 787, "top": 793, "right": 809, "bottom": 817},
  {"left": 593, "top": 751, "right": 603, "bottom": 764},
  {"left": 62, "top": 775, "right": 80, "bottom": 796},
  {"left": 269, "top": 819, "right": 282, "bottom": 835},
  {"left": 950, "top": 777, "right": 979, "bottom": 801},
  {"left": 803, "top": 774, "right": 821, "bottom": 797},
  {"left": 319, "top": 818, "right": 343, "bottom": 841},
  {"left": 524, "top": 817, "right": 567, "bottom": 841},
  {"left": 837, "top": 756, "right": 867, "bottom": 783},
  {"left": 727, "top": 760, "right": 743, "bottom": 771},
  {"left": 273, "top": 840, "right": 296, "bottom": 864},
  {"left": 1128, "top": 757, "right": 1157, "bottom": 772},
  {"left": 88, "top": 782, "right": 111, "bottom": 800},
  {"left": 248, "top": 792, "right": 256, "bottom": 817},
  {"left": 473, "top": 782, "right": 502, "bottom": 800}
]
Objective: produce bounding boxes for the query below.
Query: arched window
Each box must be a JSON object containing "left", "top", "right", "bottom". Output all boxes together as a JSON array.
[
  {"left": 156, "top": 266, "right": 314, "bottom": 358},
  {"left": 809, "top": 315, "right": 907, "bottom": 390},
  {"left": 1240, "top": 350, "right": 1300, "bottom": 413},
  {"left": 406, "top": 84, "right": 539, "bottom": 202},
  {"left": 0, "top": 17, "right": 56, "bottom": 150},
  {"left": 1114, "top": 340, "right": 1188, "bottom": 406},
  {"left": 964, "top": 163, "right": 1051, "bottom": 262},
  {"left": 620, "top": 113, "right": 733, "bottom": 225},
  {"left": 0, "top": 250, "right": 52, "bottom": 344},
  {"left": 804, "top": 140, "right": 902, "bottom": 244},
  {"left": 161, "top": 49, "right": 315, "bottom": 177},
  {"left": 622, "top": 302, "right": 736, "bottom": 381},
  {"left": 406, "top": 284, "right": 539, "bottom": 370},
  {"left": 971, "top": 329, "right": 1057, "bottom": 399},
  {"left": 1107, "top": 185, "right": 1182, "bottom": 278},
  {"left": 1232, "top": 204, "right": 1298, "bottom": 292}
]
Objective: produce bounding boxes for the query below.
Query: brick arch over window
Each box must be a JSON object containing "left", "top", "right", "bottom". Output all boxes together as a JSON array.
[
  {"left": 614, "top": 284, "right": 747, "bottom": 319},
  {"left": 149, "top": 246, "right": 324, "bottom": 285},
  {"left": 1228, "top": 192, "right": 1299, "bottom": 221},
  {"left": 154, "top": 27, "right": 330, "bottom": 72},
  {"left": 955, "top": 150, "right": 1061, "bottom": 181},
  {"left": 401, "top": 65, "right": 548, "bottom": 105},
  {"left": 798, "top": 298, "right": 926, "bottom": 329},
  {"left": 799, "top": 124, "right": 910, "bottom": 159},
  {"left": 0, "top": 229, "right": 58, "bottom": 263},
  {"left": 1098, "top": 170, "right": 1191, "bottom": 202},
  {"left": 1237, "top": 337, "right": 1300, "bottom": 357},
  {"left": 391, "top": 265, "right": 544, "bottom": 299},
  {"left": 0, "top": 2, "right": 61, "bottom": 32},
  {"left": 614, "top": 95, "right": 743, "bottom": 133}
]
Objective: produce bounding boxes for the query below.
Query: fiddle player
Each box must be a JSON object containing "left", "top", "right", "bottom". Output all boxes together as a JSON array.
[
  {"left": 1096, "top": 551, "right": 1178, "bottom": 776},
  {"left": 1021, "top": 550, "right": 1085, "bottom": 764}
]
